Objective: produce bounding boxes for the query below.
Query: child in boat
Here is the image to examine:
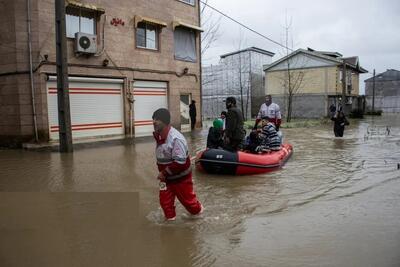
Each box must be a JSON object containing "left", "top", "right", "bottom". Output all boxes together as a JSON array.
[
  {"left": 259, "top": 116, "right": 281, "bottom": 151},
  {"left": 245, "top": 130, "right": 262, "bottom": 153},
  {"left": 207, "top": 118, "right": 224, "bottom": 149}
]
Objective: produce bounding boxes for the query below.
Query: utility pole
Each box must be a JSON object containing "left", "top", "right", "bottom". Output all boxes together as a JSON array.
[
  {"left": 341, "top": 62, "right": 347, "bottom": 113},
  {"left": 55, "top": 0, "right": 73, "bottom": 152},
  {"left": 372, "top": 69, "right": 375, "bottom": 113}
]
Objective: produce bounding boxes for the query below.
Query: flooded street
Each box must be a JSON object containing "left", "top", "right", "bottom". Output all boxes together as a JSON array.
[{"left": 1, "top": 114, "right": 400, "bottom": 267}]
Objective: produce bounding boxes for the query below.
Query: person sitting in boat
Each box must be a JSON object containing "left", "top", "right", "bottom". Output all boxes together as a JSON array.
[
  {"left": 245, "top": 130, "right": 263, "bottom": 153},
  {"left": 207, "top": 118, "right": 224, "bottom": 149},
  {"left": 259, "top": 116, "right": 281, "bottom": 151}
]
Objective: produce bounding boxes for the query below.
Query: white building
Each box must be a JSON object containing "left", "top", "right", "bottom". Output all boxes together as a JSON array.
[{"left": 202, "top": 47, "right": 274, "bottom": 120}]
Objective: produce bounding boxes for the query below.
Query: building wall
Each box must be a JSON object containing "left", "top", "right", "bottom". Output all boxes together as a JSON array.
[
  {"left": 365, "top": 80, "right": 400, "bottom": 112},
  {"left": 0, "top": 0, "right": 202, "bottom": 145},
  {"left": 351, "top": 72, "right": 360, "bottom": 96},
  {"left": 202, "top": 50, "right": 273, "bottom": 120},
  {"left": 265, "top": 66, "right": 338, "bottom": 95},
  {"left": 270, "top": 94, "right": 328, "bottom": 119}
]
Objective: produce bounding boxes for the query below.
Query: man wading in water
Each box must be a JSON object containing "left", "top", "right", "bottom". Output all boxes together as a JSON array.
[{"left": 152, "top": 108, "right": 203, "bottom": 221}]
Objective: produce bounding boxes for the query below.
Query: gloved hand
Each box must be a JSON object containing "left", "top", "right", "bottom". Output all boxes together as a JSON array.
[{"left": 275, "top": 126, "right": 280, "bottom": 132}]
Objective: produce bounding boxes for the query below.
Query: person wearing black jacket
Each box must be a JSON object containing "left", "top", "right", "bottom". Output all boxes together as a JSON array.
[
  {"left": 189, "top": 100, "right": 197, "bottom": 130},
  {"left": 331, "top": 111, "right": 349, "bottom": 137},
  {"left": 223, "top": 97, "right": 245, "bottom": 151}
]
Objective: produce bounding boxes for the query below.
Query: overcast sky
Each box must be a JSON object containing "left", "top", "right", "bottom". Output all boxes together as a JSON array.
[{"left": 201, "top": 0, "right": 400, "bottom": 94}]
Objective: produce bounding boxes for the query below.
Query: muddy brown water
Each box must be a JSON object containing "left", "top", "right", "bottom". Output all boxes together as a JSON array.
[{"left": 1, "top": 115, "right": 399, "bottom": 267}]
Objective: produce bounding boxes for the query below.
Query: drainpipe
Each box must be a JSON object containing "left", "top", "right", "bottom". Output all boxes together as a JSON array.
[
  {"left": 198, "top": 0, "right": 203, "bottom": 128},
  {"left": 27, "top": 0, "right": 39, "bottom": 142}
]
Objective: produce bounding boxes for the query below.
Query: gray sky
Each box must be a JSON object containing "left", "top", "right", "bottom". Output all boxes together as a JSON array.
[{"left": 201, "top": 0, "right": 400, "bottom": 94}]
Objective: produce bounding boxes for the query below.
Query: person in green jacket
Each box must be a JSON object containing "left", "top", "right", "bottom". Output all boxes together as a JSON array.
[{"left": 223, "top": 97, "right": 245, "bottom": 151}]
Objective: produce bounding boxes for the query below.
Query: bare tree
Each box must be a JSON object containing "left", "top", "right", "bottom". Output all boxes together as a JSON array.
[
  {"left": 279, "top": 15, "right": 307, "bottom": 122},
  {"left": 200, "top": 0, "right": 221, "bottom": 56},
  {"left": 236, "top": 33, "right": 250, "bottom": 120}
]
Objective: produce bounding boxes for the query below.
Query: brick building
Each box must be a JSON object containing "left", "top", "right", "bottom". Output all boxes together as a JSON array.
[{"left": 0, "top": 0, "right": 202, "bottom": 146}]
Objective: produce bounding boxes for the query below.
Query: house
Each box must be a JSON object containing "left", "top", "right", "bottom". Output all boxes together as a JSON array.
[
  {"left": 364, "top": 69, "right": 400, "bottom": 113},
  {"left": 202, "top": 47, "right": 274, "bottom": 120},
  {"left": 0, "top": 0, "right": 202, "bottom": 146},
  {"left": 263, "top": 48, "right": 368, "bottom": 118}
]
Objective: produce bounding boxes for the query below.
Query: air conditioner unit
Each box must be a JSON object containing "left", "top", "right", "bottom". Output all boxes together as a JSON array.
[{"left": 74, "top": 32, "right": 97, "bottom": 54}]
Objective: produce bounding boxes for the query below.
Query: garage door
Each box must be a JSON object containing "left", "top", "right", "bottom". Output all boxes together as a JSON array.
[
  {"left": 133, "top": 80, "right": 167, "bottom": 137},
  {"left": 47, "top": 76, "right": 124, "bottom": 140}
]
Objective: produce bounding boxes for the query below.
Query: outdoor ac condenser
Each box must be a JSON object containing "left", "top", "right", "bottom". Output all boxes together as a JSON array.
[{"left": 74, "top": 32, "right": 97, "bottom": 54}]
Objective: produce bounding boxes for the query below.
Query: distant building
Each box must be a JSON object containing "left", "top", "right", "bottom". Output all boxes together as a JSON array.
[
  {"left": 0, "top": 0, "right": 202, "bottom": 146},
  {"left": 202, "top": 47, "right": 274, "bottom": 120},
  {"left": 264, "top": 48, "right": 368, "bottom": 118},
  {"left": 364, "top": 69, "right": 400, "bottom": 113}
]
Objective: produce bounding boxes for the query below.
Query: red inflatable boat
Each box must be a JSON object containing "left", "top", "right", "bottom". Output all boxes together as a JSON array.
[{"left": 196, "top": 143, "right": 293, "bottom": 175}]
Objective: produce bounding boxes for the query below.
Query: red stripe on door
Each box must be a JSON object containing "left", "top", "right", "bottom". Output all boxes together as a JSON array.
[
  {"left": 48, "top": 87, "right": 121, "bottom": 95},
  {"left": 133, "top": 93, "right": 166, "bottom": 96},
  {"left": 51, "top": 122, "right": 123, "bottom": 132}
]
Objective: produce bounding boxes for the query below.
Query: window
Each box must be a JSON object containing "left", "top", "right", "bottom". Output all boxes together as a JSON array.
[
  {"left": 174, "top": 27, "right": 196, "bottom": 62},
  {"left": 136, "top": 22, "right": 158, "bottom": 50},
  {"left": 66, "top": 7, "right": 96, "bottom": 38},
  {"left": 178, "top": 0, "right": 195, "bottom": 6}
]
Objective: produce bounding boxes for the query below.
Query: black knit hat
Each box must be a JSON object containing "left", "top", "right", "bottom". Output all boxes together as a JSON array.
[{"left": 152, "top": 108, "right": 171, "bottom": 125}]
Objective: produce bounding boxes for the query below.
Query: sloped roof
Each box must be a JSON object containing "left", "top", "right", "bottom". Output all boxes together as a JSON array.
[
  {"left": 220, "top": 47, "right": 275, "bottom": 58},
  {"left": 364, "top": 69, "right": 400, "bottom": 82},
  {"left": 264, "top": 48, "right": 368, "bottom": 73},
  {"left": 307, "top": 48, "right": 343, "bottom": 58},
  {"left": 343, "top": 57, "right": 358, "bottom": 66}
]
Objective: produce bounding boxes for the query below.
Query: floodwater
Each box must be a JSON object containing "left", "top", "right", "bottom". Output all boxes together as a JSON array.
[{"left": 1, "top": 114, "right": 400, "bottom": 267}]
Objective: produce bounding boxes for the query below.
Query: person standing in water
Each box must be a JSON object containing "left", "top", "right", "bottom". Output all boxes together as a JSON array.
[
  {"left": 152, "top": 108, "right": 203, "bottom": 221},
  {"left": 189, "top": 100, "right": 197, "bottom": 130},
  {"left": 331, "top": 110, "right": 349, "bottom": 137}
]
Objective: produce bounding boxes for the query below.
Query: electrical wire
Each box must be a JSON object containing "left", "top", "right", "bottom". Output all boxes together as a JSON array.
[{"left": 200, "top": 0, "right": 292, "bottom": 51}]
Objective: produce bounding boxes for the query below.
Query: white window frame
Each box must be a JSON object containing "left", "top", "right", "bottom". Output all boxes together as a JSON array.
[
  {"left": 136, "top": 22, "right": 159, "bottom": 51},
  {"left": 65, "top": 7, "right": 97, "bottom": 38}
]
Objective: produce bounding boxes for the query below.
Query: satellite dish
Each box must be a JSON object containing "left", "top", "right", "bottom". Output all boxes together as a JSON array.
[{"left": 79, "top": 36, "right": 91, "bottom": 50}]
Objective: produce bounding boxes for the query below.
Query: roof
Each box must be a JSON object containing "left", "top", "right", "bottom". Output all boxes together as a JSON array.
[
  {"left": 264, "top": 48, "right": 368, "bottom": 73},
  {"left": 307, "top": 48, "right": 343, "bottom": 58},
  {"left": 220, "top": 47, "right": 275, "bottom": 59},
  {"left": 172, "top": 21, "right": 203, "bottom": 32},
  {"left": 134, "top": 15, "right": 167, "bottom": 28},
  {"left": 364, "top": 69, "right": 400, "bottom": 82},
  {"left": 66, "top": 0, "right": 105, "bottom": 14}
]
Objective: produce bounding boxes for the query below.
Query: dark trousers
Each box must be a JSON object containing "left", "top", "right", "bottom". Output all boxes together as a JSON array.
[{"left": 190, "top": 116, "right": 196, "bottom": 130}]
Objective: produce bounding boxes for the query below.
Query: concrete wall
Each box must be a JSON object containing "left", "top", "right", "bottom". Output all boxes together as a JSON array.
[
  {"left": 365, "top": 80, "right": 400, "bottom": 113},
  {"left": 267, "top": 94, "right": 328, "bottom": 119},
  {"left": 202, "top": 50, "right": 273, "bottom": 120},
  {"left": 0, "top": 0, "right": 202, "bottom": 145}
]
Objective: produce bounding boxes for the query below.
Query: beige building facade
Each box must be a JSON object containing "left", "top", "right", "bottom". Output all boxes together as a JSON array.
[
  {"left": 264, "top": 48, "right": 367, "bottom": 118},
  {"left": 0, "top": 0, "right": 202, "bottom": 146}
]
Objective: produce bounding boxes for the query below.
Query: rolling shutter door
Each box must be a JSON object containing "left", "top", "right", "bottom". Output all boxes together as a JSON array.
[
  {"left": 47, "top": 76, "right": 124, "bottom": 140},
  {"left": 133, "top": 80, "right": 168, "bottom": 137}
]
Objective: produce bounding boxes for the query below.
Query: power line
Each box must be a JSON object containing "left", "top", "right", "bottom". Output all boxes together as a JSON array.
[{"left": 200, "top": 0, "right": 292, "bottom": 51}]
